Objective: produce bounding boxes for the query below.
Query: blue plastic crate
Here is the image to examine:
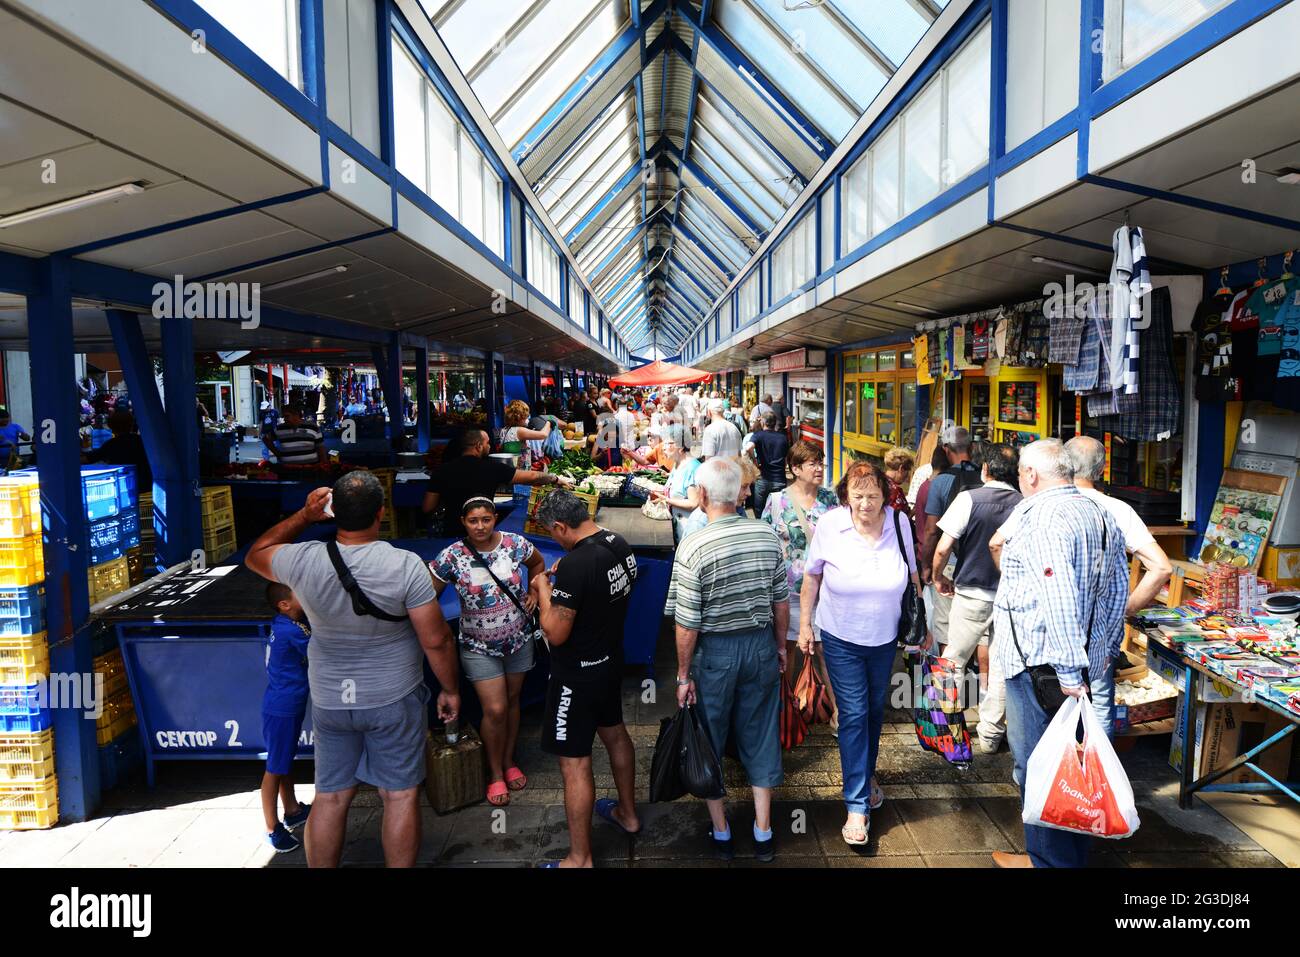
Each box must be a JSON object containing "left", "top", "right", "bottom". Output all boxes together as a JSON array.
[
  {"left": 115, "top": 466, "right": 137, "bottom": 510},
  {"left": 87, "top": 516, "right": 124, "bottom": 565},
  {"left": 0, "top": 584, "right": 45, "bottom": 636},
  {"left": 98, "top": 729, "right": 144, "bottom": 791},
  {"left": 118, "top": 507, "right": 141, "bottom": 549},
  {"left": 0, "top": 684, "right": 51, "bottom": 732},
  {"left": 81, "top": 468, "right": 122, "bottom": 521}
]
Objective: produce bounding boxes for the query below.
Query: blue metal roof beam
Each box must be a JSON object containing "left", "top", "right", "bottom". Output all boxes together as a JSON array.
[{"left": 676, "top": 0, "right": 833, "bottom": 161}]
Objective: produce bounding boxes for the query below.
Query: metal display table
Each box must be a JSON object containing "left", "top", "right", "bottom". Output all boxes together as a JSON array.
[{"left": 1143, "top": 631, "right": 1300, "bottom": 809}]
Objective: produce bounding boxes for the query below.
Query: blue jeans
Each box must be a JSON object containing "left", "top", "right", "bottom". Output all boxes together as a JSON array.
[
  {"left": 1090, "top": 660, "right": 1116, "bottom": 740},
  {"left": 1005, "top": 671, "right": 1091, "bottom": 868},
  {"left": 820, "top": 631, "right": 896, "bottom": 815}
]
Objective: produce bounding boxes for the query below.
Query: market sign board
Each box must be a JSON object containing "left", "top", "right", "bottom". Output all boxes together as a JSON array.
[
  {"left": 769, "top": 348, "right": 826, "bottom": 373},
  {"left": 747, "top": 360, "right": 770, "bottom": 376}
]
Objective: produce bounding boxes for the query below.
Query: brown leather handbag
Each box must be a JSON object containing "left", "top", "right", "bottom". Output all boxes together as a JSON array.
[
  {"left": 793, "top": 655, "right": 833, "bottom": 725},
  {"left": 779, "top": 671, "right": 809, "bottom": 750}
]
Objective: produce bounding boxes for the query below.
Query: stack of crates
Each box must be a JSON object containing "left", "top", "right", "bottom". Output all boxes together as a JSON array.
[
  {"left": 93, "top": 648, "right": 136, "bottom": 746},
  {"left": 200, "top": 486, "right": 236, "bottom": 564},
  {"left": 78, "top": 467, "right": 130, "bottom": 605},
  {"left": 137, "top": 489, "right": 155, "bottom": 565},
  {"left": 372, "top": 469, "right": 397, "bottom": 539},
  {"left": 0, "top": 474, "right": 57, "bottom": 829}
]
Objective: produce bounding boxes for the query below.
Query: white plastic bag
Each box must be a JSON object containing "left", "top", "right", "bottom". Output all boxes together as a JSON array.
[{"left": 1021, "top": 693, "right": 1140, "bottom": 839}]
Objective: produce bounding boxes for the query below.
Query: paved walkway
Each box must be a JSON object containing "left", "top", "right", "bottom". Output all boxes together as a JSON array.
[{"left": 0, "top": 643, "right": 1289, "bottom": 867}]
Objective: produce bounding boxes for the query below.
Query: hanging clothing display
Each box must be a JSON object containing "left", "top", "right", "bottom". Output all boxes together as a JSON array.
[
  {"left": 971, "top": 317, "right": 990, "bottom": 361},
  {"left": 1093, "top": 287, "right": 1182, "bottom": 441},
  {"left": 1191, "top": 286, "right": 1239, "bottom": 403},
  {"left": 1062, "top": 288, "right": 1106, "bottom": 392},
  {"left": 1108, "top": 225, "right": 1151, "bottom": 396},
  {"left": 1046, "top": 293, "right": 1088, "bottom": 365},
  {"left": 927, "top": 330, "right": 943, "bottom": 378}
]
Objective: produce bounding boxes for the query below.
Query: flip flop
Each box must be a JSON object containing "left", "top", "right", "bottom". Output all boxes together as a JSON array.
[
  {"left": 594, "top": 798, "right": 640, "bottom": 835},
  {"left": 505, "top": 766, "right": 527, "bottom": 791},
  {"left": 486, "top": 780, "right": 510, "bottom": 806},
  {"left": 869, "top": 781, "right": 884, "bottom": 811},
  {"left": 537, "top": 860, "right": 561, "bottom": 869}
]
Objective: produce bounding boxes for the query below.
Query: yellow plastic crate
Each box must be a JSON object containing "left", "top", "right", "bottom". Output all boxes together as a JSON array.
[
  {"left": 0, "top": 632, "right": 49, "bottom": 685},
  {"left": 93, "top": 649, "right": 129, "bottom": 700},
  {"left": 201, "top": 505, "right": 235, "bottom": 531},
  {"left": 201, "top": 524, "right": 236, "bottom": 564},
  {"left": 0, "top": 535, "right": 43, "bottom": 587},
  {"left": 200, "top": 485, "right": 233, "bottom": 518},
  {"left": 0, "top": 778, "right": 59, "bottom": 829},
  {"left": 87, "top": 555, "right": 129, "bottom": 604},
  {"left": 95, "top": 700, "right": 137, "bottom": 746},
  {"left": 0, "top": 729, "right": 55, "bottom": 784},
  {"left": 0, "top": 477, "right": 39, "bottom": 533}
]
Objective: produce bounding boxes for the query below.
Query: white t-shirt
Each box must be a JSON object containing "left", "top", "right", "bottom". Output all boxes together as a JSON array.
[
  {"left": 615, "top": 409, "right": 639, "bottom": 451},
  {"left": 1078, "top": 487, "right": 1155, "bottom": 554},
  {"left": 995, "top": 486, "right": 1154, "bottom": 556},
  {"left": 938, "top": 480, "right": 1016, "bottom": 601},
  {"left": 702, "top": 418, "right": 741, "bottom": 459}
]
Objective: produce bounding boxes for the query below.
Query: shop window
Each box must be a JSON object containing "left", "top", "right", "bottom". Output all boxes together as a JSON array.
[
  {"left": 845, "top": 354, "right": 859, "bottom": 374},
  {"left": 843, "top": 387, "right": 857, "bottom": 436},
  {"left": 841, "top": 345, "right": 915, "bottom": 451},
  {"left": 902, "top": 350, "right": 915, "bottom": 368},
  {"left": 878, "top": 352, "right": 896, "bottom": 372}
]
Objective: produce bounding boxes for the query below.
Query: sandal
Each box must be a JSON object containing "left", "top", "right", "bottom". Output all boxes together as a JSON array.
[
  {"left": 841, "top": 818, "right": 869, "bottom": 846},
  {"left": 594, "top": 797, "right": 640, "bottom": 835},
  {"left": 486, "top": 780, "right": 510, "bottom": 806},
  {"left": 505, "top": 766, "right": 528, "bottom": 791}
]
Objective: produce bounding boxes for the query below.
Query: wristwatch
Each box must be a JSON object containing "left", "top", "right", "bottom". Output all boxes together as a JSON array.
[{"left": 675, "top": 676, "right": 692, "bottom": 686}]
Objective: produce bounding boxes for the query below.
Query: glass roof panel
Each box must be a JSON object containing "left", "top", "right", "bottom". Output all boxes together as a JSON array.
[
  {"left": 832, "top": 0, "right": 933, "bottom": 66},
  {"left": 746, "top": 0, "right": 888, "bottom": 107}
]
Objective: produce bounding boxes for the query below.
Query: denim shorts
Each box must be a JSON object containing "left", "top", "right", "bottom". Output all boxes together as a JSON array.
[
  {"left": 460, "top": 640, "right": 535, "bottom": 683},
  {"left": 311, "top": 683, "right": 430, "bottom": 793},
  {"left": 693, "top": 627, "right": 783, "bottom": 789}
]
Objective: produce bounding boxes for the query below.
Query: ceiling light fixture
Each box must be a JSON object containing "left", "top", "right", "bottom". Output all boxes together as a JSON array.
[
  {"left": 892, "top": 300, "right": 942, "bottom": 316},
  {"left": 1031, "top": 255, "right": 1106, "bottom": 274},
  {"left": 0, "top": 182, "right": 146, "bottom": 229},
  {"left": 261, "top": 264, "right": 349, "bottom": 292}
]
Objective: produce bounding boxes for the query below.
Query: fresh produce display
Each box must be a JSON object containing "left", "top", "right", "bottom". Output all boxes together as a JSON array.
[
  {"left": 630, "top": 476, "right": 666, "bottom": 494},
  {"left": 547, "top": 450, "right": 602, "bottom": 480},
  {"left": 577, "top": 474, "right": 628, "bottom": 496}
]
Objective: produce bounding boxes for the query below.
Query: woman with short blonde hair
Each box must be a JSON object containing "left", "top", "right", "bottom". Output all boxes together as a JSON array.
[{"left": 498, "top": 399, "right": 551, "bottom": 466}]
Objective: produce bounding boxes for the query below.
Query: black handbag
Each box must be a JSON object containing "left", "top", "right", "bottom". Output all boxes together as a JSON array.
[
  {"left": 462, "top": 538, "right": 543, "bottom": 642},
  {"left": 1005, "top": 504, "right": 1109, "bottom": 714},
  {"left": 891, "top": 508, "right": 927, "bottom": 646}
]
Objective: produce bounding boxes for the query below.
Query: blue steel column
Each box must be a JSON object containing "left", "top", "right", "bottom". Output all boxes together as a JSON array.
[
  {"left": 160, "top": 311, "right": 202, "bottom": 567},
  {"left": 28, "top": 255, "right": 99, "bottom": 821},
  {"left": 415, "top": 344, "right": 431, "bottom": 453},
  {"left": 483, "top": 353, "right": 503, "bottom": 432}
]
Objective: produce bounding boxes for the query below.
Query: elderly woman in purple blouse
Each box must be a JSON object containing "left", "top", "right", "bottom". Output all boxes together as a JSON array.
[{"left": 799, "top": 460, "right": 921, "bottom": 847}]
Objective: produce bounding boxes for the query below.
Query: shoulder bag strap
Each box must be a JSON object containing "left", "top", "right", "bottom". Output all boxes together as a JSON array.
[
  {"left": 325, "top": 539, "right": 409, "bottom": 622},
  {"left": 787, "top": 490, "right": 812, "bottom": 536},
  {"left": 891, "top": 507, "right": 921, "bottom": 590},
  {"left": 463, "top": 537, "right": 534, "bottom": 622}
]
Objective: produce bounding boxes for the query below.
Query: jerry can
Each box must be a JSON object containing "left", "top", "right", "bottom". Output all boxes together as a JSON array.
[{"left": 424, "top": 722, "right": 486, "bottom": 814}]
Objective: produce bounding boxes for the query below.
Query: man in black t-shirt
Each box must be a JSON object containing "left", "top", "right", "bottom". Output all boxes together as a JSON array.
[
  {"left": 531, "top": 490, "right": 640, "bottom": 867},
  {"left": 750, "top": 412, "right": 790, "bottom": 518},
  {"left": 421, "top": 429, "right": 572, "bottom": 534}
]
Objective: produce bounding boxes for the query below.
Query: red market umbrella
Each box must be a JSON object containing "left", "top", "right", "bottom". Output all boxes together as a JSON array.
[{"left": 609, "top": 359, "right": 712, "bottom": 388}]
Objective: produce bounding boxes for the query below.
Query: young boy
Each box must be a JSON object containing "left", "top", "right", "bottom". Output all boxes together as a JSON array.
[{"left": 263, "top": 582, "right": 312, "bottom": 852}]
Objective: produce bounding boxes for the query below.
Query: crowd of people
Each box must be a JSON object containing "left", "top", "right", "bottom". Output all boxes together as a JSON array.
[{"left": 241, "top": 372, "right": 1168, "bottom": 869}]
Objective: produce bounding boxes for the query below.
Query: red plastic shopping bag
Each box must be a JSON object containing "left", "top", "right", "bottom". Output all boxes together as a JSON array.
[{"left": 1022, "top": 694, "right": 1140, "bottom": 839}]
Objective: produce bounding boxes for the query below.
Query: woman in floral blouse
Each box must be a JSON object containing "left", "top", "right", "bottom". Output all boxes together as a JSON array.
[
  {"left": 760, "top": 440, "right": 841, "bottom": 726},
  {"left": 431, "top": 497, "right": 546, "bottom": 806}
]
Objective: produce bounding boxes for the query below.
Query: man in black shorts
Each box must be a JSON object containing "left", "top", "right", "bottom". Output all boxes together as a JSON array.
[{"left": 531, "top": 490, "right": 640, "bottom": 867}]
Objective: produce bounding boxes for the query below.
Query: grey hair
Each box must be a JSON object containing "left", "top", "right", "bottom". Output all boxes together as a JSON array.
[
  {"left": 1019, "top": 439, "right": 1075, "bottom": 482},
  {"left": 535, "top": 489, "right": 591, "bottom": 529},
  {"left": 941, "top": 424, "right": 972, "bottom": 454},
  {"left": 1064, "top": 435, "right": 1106, "bottom": 482},
  {"left": 707, "top": 397, "right": 725, "bottom": 414},
  {"left": 695, "top": 456, "right": 741, "bottom": 506}
]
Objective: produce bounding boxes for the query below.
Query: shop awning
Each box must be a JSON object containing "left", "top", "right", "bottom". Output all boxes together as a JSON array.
[{"left": 609, "top": 360, "right": 712, "bottom": 388}]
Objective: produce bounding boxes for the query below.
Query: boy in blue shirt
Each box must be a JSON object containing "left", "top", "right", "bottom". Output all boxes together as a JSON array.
[
  {"left": 263, "top": 583, "right": 312, "bottom": 852},
  {"left": 0, "top": 408, "right": 31, "bottom": 465}
]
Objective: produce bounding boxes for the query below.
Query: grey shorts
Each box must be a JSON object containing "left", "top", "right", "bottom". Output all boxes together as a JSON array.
[
  {"left": 460, "top": 640, "right": 535, "bottom": 682},
  {"left": 312, "top": 683, "right": 430, "bottom": 793},
  {"left": 693, "top": 627, "right": 783, "bottom": 789}
]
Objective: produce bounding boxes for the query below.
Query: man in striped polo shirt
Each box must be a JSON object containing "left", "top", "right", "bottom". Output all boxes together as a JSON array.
[
  {"left": 667, "top": 457, "right": 789, "bottom": 863},
  {"left": 272, "top": 407, "right": 327, "bottom": 466}
]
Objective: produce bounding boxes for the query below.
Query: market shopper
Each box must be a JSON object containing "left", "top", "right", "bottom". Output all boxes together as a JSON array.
[
  {"left": 261, "top": 583, "right": 312, "bottom": 853},
  {"left": 920, "top": 426, "right": 979, "bottom": 644},
  {"left": 668, "top": 458, "right": 789, "bottom": 863},
  {"left": 749, "top": 394, "right": 774, "bottom": 429},
  {"left": 679, "top": 455, "right": 759, "bottom": 538},
  {"left": 422, "top": 428, "right": 573, "bottom": 534},
  {"left": 1064, "top": 436, "right": 1173, "bottom": 615},
  {"left": 654, "top": 436, "right": 702, "bottom": 539},
  {"left": 498, "top": 399, "right": 552, "bottom": 467},
  {"left": 245, "top": 472, "right": 461, "bottom": 868},
  {"left": 271, "top": 406, "right": 327, "bottom": 466},
  {"left": 800, "top": 461, "right": 919, "bottom": 846},
  {"left": 531, "top": 491, "right": 641, "bottom": 868},
  {"left": 677, "top": 386, "right": 699, "bottom": 447},
  {"left": 990, "top": 439, "right": 1127, "bottom": 869},
  {"left": 82, "top": 409, "right": 152, "bottom": 490},
  {"left": 930, "top": 443, "right": 1021, "bottom": 752},
  {"left": 430, "top": 498, "right": 546, "bottom": 807},
  {"left": 761, "top": 440, "right": 841, "bottom": 728},
  {"left": 702, "top": 398, "right": 741, "bottom": 460},
  {"left": 750, "top": 412, "right": 790, "bottom": 518}
]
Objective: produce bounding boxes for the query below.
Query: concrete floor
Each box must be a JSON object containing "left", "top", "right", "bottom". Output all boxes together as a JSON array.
[{"left": 0, "top": 648, "right": 1289, "bottom": 867}]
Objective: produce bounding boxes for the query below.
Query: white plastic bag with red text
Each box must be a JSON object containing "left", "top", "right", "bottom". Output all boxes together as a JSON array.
[{"left": 1022, "top": 694, "right": 1140, "bottom": 839}]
